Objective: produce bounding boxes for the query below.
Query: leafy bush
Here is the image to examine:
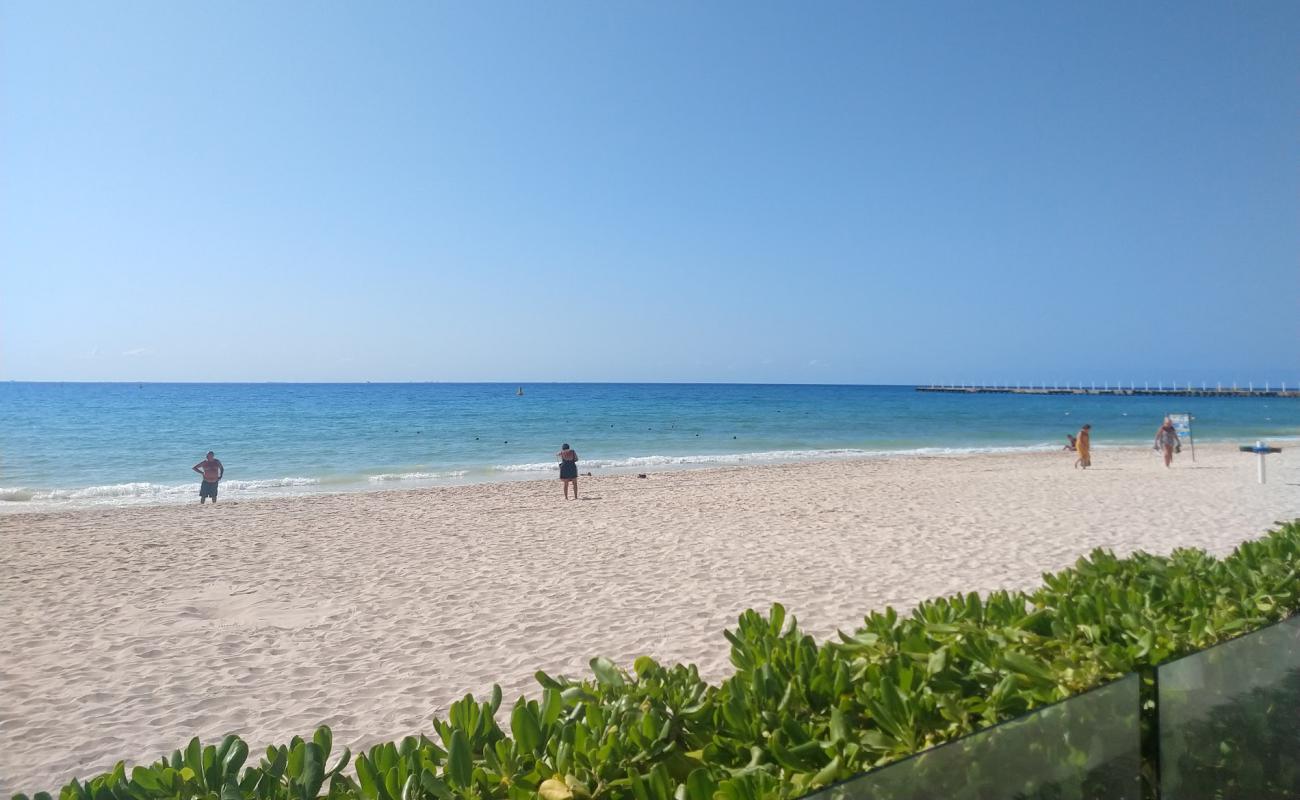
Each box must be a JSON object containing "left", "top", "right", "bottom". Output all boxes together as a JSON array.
[{"left": 15, "top": 521, "right": 1300, "bottom": 800}]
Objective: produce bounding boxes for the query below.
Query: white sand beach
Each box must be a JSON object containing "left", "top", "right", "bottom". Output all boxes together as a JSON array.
[{"left": 2, "top": 444, "right": 1297, "bottom": 793}]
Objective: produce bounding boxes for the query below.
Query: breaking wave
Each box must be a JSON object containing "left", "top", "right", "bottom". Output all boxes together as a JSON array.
[
  {"left": 217, "top": 477, "right": 321, "bottom": 490},
  {"left": 368, "top": 471, "right": 468, "bottom": 482},
  {"left": 492, "top": 444, "right": 1061, "bottom": 473},
  {"left": 0, "top": 476, "right": 322, "bottom": 508},
  {"left": 0, "top": 488, "right": 35, "bottom": 502}
]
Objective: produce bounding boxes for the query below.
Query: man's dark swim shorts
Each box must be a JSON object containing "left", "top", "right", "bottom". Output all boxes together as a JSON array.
[{"left": 200, "top": 480, "right": 219, "bottom": 499}]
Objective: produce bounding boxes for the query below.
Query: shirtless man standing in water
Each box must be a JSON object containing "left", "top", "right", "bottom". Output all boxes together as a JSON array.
[{"left": 192, "top": 451, "right": 224, "bottom": 504}]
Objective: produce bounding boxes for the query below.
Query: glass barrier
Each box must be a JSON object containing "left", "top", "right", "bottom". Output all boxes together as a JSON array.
[
  {"left": 1158, "top": 615, "right": 1300, "bottom": 799},
  {"left": 810, "top": 673, "right": 1140, "bottom": 800}
]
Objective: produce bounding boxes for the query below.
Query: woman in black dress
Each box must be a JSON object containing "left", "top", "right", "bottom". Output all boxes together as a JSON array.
[{"left": 557, "top": 443, "right": 579, "bottom": 499}]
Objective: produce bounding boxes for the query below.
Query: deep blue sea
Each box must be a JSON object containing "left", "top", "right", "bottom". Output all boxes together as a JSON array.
[{"left": 2, "top": 382, "right": 1296, "bottom": 511}]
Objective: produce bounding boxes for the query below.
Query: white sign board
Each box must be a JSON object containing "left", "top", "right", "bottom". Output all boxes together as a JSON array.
[{"left": 1168, "top": 413, "right": 1194, "bottom": 460}]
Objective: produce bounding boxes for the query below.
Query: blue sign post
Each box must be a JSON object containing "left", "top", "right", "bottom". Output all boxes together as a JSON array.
[{"left": 1239, "top": 441, "right": 1282, "bottom": 484}]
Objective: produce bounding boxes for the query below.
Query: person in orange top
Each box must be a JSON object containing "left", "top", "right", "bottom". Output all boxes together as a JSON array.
[{"left": 1073, "top": 425, "right": 1091, "bottom": 469}]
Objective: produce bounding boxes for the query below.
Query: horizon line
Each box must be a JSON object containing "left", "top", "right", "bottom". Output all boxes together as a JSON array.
[{"left": 2, "top": 379, "right": 926, "bottom": 387}]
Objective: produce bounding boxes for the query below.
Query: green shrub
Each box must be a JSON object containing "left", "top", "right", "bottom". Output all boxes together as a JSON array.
[{"left": 15, "top": 520, "right": 1300, "bottom": 800}]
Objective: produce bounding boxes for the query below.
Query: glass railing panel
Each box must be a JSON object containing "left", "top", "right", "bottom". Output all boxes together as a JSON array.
[
  {"left": 811, "top": 673, "right": 1140, "bottom": 800},
  {"left": 1158, "top": 615, "right": 1300, "bottom": 799}
]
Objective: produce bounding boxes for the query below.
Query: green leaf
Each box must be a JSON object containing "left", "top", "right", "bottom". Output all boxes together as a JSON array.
[
  {"left": 927, "top": 647, "right": 948, "bottom": 676},
  {"left": 446, "top": 729, "right": 472, "bottom": 788},
  {"left": 768, "top": 603, "right": 786, "bottom": 636},
  {"left": 184, "top": 739, "right": 203, "bottom": 783},
  {"left": 313, "top": 727, "right": 333, "bottom": 761},
  {"left": 224, "top": 740, "right": 249, "bottom": 778},
  {"left": 326, "top": 748, "right": 351, "bottom": 779},
  {"left": 767, "top": 732, "right": 817, "bottom": 773},
  {"left": 534, "top": 671, "right": 562, "bottom": 690},
  {"left": 684, "top": 769, "right": 716, "bottom": 800},
  {"left": 267, "top": 748, "right": 288, "bottom": 782},
  {"left": 287, "top": 742, "right": 305, "bottom": 780},
  {"left": 648, "top": 764, "right": 674, "bottom": 800},
  {"left": 627, "top": 771, "right": 650, "bottom": 800},
  {"left": 202, "top": 745, "right": 219, "bottom": 791},
  {"left": 832, "top": 661, "right": 850, "bottom": 697},
  {"left": 1001, "top": 651, "right": 1055, "bottom": 683},
  {"left": 215, "top": 736, "right": 238, "bottom": 770},
  {"left": 355, "top": 755, "right": 383, "bottom": 800},
  {"left": 511, "top": 703, "right": 543, "bottom": 753},
  {"left": 589, "top": 657, "right": 625, "bottom": 689},
  {"left": 419, "top": 770, "right": 451, "bottom": 800},
  {"left": 540, "top": 688, "right": 562, "bottom": 728},
  {"left": 383, "top": 768, "right": 400, "bottom": 800},
  {"left": 811, "top": 756, "right": 841, "bottom": 788},
  {"left": 129, "top": 768, "right": 162, "bottom": 794},
  {"left": 299, "top": 742, "right": 325, "bottom": 800},
  {"left": 555, "top": 742, "right": 572, "bottom": 776},
  {"left": 828, "top": 708, "right": 847, "bottom": 744}
]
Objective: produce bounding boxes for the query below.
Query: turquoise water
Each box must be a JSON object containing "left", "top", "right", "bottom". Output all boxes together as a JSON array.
[{"left": 2, "top": 382, "right": 1296, "bottom": 510}]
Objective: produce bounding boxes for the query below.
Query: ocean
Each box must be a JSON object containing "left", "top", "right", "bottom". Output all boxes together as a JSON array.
[{"left": 2, "top": 382, "right": 1296, "bottom": 511}]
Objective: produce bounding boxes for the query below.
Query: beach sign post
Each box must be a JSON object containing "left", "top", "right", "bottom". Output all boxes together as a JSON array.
[
  {"left": 1168, "top": 412, "right": 1195, "bottom": 462},
  {"left": 1239, "top": 441, "right": 1281, "bottom": 484}
]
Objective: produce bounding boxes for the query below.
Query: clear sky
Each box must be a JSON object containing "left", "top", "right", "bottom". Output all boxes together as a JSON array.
[{"left": 3, "top": 2, "right": 1297, "bottom": 385}]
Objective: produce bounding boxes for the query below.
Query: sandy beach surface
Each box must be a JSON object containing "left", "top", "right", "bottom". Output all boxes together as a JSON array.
[{"left": 2, "top": 443, "right": 1297, "bottom": 793}]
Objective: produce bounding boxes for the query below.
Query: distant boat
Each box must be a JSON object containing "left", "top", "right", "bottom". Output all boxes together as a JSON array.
[{"left": 516, "top": 387, "right": 524, "bottom": 396}]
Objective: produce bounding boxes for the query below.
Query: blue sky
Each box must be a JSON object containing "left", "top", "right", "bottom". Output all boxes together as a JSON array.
[{"left": 3, "top": 1, "right": 1297, "bottom": 384}]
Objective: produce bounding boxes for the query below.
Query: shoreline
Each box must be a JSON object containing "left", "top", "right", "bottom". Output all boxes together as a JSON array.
[
  {"left": 2, "top": 444, "right": 1298, "bottom": 792},
  {"left": 4, "top": 437, "right": 1297, "bottom": 515}
]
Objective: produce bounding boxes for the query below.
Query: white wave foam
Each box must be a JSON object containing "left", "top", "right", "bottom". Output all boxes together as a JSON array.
[
  {"left": 491, "top": 450, "right": 828, "bottom": 473},
  {"left": 0, "top": 477, "right": 324, "bottom": 510},
  {"left": 221, "top": 477, "right": 320, "bottom": 490},
  {"left": 368, "top": 471, "right": 468, "bottom": 482},
  {"left": 492, "top": 444, "right": 1061, "bottom": 473},
  {"left": 0, "top": 488, "right": 35, "bottom": 502},
  {"left": 33, "top": 482, "right": 194, "bottom": 501}
]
